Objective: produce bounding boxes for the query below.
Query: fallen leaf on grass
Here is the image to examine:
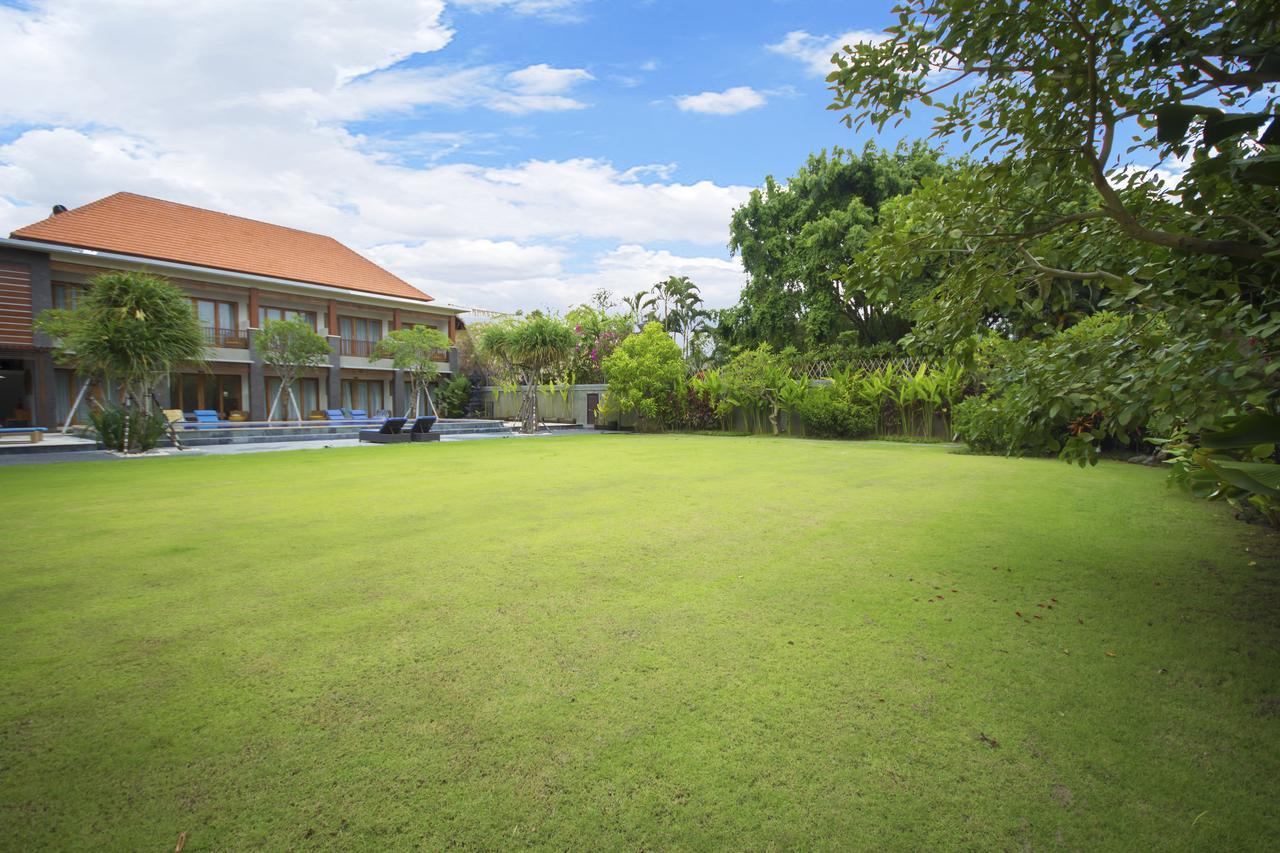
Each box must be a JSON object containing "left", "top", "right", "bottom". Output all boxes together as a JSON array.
[
  {"left": 978, "top": 732, "right": 1000, "bottom": 748},
  {"left": 1105, "top": 651, "right": 1116, "bottom": 657}
]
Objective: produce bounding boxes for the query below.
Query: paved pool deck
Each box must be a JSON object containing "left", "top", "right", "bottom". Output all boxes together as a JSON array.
[{"left": 0, "top": 427, "right": 605, "bottom": 466}]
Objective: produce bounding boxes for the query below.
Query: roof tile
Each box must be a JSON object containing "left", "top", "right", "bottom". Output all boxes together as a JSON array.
[{"left": 10, "top": 192, "right": 432, "bottom": 303}]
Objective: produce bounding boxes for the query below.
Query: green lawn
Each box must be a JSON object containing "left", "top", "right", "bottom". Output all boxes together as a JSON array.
[{"left": 2, "top": 435, "right": 1278, "bottom": 849}]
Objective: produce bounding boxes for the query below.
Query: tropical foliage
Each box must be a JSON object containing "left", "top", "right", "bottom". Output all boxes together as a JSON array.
[
  {"left": 36, "top": 270, "right": 207, "bottom": 451},
  {"left": 598, "top": 322, "right": 687, "bottom": 430}
]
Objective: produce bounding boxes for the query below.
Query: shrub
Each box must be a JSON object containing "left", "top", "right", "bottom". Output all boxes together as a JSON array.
[
  {"left": 600, "top": 322, "right": 686, "bottom": 431},
  {"left": 436, "top": 375, "right": 472, "bottom": 417},
  {"left": 797, "top": 386, "right": 874, "bottom": 439},
  {"left": 90, "top": 404, "right": 167, "bottom": 452}
]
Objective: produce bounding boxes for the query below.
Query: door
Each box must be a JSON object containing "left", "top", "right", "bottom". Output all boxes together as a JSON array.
[{"left": 586, "top": 393, "right": 598, "bottom": 426}]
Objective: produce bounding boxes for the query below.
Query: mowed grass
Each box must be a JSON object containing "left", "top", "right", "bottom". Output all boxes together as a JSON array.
[{"left": 1, "top": 435, "right": 1278, "bottom": 850}]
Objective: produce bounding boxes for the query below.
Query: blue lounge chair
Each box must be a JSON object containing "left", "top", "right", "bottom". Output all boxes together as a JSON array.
[
  {"left": 409, "top": 416, "right": 439, "bottom": 442},
  {"left": 324, "top": 408, "right": 347, "bottom": 422},
  {"left": 350, "top": 409, "right": 370, "bottom": 422},
  {"left": 191, "top": 409, "right": 224, "bottom": 429},
  {"left": 0, "top": 426, "right": 47, "bottom": 444},
  {"left": 359, "top": 417, "right": 410, "bottom": 444}
]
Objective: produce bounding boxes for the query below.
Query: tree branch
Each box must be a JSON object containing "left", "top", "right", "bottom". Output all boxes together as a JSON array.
[{"left": 1017, "top": 246, "right": 1124, "bottom": 284}]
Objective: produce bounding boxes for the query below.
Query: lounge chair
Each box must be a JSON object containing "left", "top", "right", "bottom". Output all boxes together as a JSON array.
[
  {"left": 409, "top": 416, "right": 439, "bottom": 442},
  {"left": 359, "top": 416, "right": 410, "bottom": 444},
  {"left": 191, "top": 409, "right": 224, "bottom": 429},
  {"left": 323, "top": 408, "right": 347, "bottom": 422},
  {"left": 0, "top": 426, "right": 46, "bottom": 444}
]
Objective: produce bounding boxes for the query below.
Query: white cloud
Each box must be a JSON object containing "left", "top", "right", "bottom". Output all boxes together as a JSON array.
[
  {"left": 767, "top": 29, "right": 886, "bottom": 76},
  {"left": 0, "top": 0, "right": 749, "bottom": 314},
  {"left": 400, "top": 244, "right": 748, "bottom": 314},
  {"left": 505, "top": 63, "right": 594, "bottom": 94},
  {"left": 675, "top": 86, "right": 767, "bottom": 116}
]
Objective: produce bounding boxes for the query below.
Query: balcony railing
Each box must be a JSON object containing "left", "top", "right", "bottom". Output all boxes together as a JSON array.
[
  {"left": 203, "top": 326, "right": 248, "bottom": 348},
  {"left": 339, "top": 338, "right": 380, "bottom": 357},
  {"left": 337, "top": 339, "right": 452, "bottom": 361}
]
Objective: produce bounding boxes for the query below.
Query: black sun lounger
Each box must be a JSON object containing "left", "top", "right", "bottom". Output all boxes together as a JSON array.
[
  {"left": 359, "top": 417, "right": 410, "bottom": 443},
  {"left": 409, "top": 416, "right": 439, "bottom": 442}
]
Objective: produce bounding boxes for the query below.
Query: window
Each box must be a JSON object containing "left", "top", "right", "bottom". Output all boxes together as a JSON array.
[
  {"left": 191, "top": 298, "right": 244, "bottom": 347},
  {"left": 259, "top": 306, "right": 317, "bottom": 329},
  {"left": 52, "top": 283, "right": 83, "bottom": 310},
  {"left": 170, "top": 373, "right": 243, "bottom": 416},
  {"left": 341, "top": 378, "right": 385, "bottom": 414},
  {"left": 338, "top": 316, "right": 382, "bottom": 357},
  {"left": 266, "top": 376, "right": 320, "bottom": 419}
]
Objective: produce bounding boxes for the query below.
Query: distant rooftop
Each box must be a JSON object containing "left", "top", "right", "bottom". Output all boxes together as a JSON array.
[{"left": 10, "top": 192, "right": 433, "bottom": 303}]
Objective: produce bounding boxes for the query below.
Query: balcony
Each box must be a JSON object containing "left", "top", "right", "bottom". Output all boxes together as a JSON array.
[
  {"left": 203, "top": 327, "right": 248, "bottom": 348},
  {"left": 339, "top": 338, "right": 380, "bottom": 358}
]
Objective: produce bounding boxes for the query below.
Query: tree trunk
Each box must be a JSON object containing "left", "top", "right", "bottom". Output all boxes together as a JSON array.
[
  {"left": 63, "top": 377, "right": 93, "bottom": 434},
  {"left": 267, "top": 378, "right": 286, "bottom": 422},
  {"left": 286, "top": 385, "right": 301, "bottom": 421},
  {"left": 122, "top": 391, "right": 132, "bottom": 453}
]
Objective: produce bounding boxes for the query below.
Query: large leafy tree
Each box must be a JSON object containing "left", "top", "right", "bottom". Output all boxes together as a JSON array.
[
  {"left": 723, "top": 142, "right": 944, "bottom": 352},
  {"left": 38, "top": 270, "right": 207, "bottom": 450},
  {"left": 828, "top": 0, "right": 1279, "bottom": 470},
  {"left": 828, "top": 0, "right": 1279, "bottom": 272},
  {"left": 374, "top": 325, "right": 452, "bottom": 418}
]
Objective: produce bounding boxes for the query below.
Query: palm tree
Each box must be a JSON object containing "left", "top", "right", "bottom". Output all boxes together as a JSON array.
[{"left": 621, "top": 290, "right": 656, "bottom": 333}]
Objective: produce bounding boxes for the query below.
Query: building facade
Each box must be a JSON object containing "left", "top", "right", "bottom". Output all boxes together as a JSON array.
[{"left": 0, "top": 193, "right": 464, "bottom": 427}]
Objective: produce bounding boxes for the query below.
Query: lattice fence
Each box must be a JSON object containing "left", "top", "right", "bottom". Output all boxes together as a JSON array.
[{"left": 794, "top": 357, "right": 930, "bottom": 380}]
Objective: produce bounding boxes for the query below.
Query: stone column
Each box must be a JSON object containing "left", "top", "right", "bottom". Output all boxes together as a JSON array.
[
  {"left": 327, "top": 335, "right": 342, "bottom": 409},
  {"left": 392, "top": 368, "right": 406, "bottom": 417},
  {"left": 248, "top": 328, "right": 267, "bottom": 420}
]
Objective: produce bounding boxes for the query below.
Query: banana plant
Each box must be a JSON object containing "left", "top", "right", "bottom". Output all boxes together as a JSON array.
[
  {"left": 855, "top": 365, "right": 894, "bottom": 435},
  {"left": 777, "top": 375, "right": 811, "bottom": 435}
]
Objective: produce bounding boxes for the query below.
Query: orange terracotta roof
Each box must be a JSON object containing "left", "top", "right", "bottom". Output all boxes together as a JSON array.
[{"left": 10, "top": 192, "right": 433, "bottom": 303}]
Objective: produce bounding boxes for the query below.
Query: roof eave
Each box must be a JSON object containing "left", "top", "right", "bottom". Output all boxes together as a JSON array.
[{"left": 0, "top": 235, "right": 466, "bottom": 315}]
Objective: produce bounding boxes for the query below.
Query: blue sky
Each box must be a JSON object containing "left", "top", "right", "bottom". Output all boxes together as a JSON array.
[{"left": 0, "top": 0, "right": 929, "bottom": 312}]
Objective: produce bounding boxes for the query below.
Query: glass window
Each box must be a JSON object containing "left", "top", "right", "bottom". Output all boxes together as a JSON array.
[
  {"left": 52, "top": 283, "right": 83, "bottom": 309},
  {"left": 259, "top": 307, "right": 317, "bottom": 328}
]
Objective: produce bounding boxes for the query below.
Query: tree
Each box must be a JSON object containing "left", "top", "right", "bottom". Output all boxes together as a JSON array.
[
  {"left": 36, "top": 270, "right": 206, "bottom": 451},
  {"left": 827, "top": 0, "right": 1279, "bottom": 271},
  {"left": 473, "top": 314, "right": 576, "bottom": 433},
  {"left": 566, "top": 302, "right": 632, "bottom": 383},
  {"left": 599, "top": 322, "right": 687, "bottom": 431},
  {"left": 621, "top": 290, "right": 656, "bottom": 332},
  {"left": 253, "top": 319, "right": 331, "bottom": 421},
  {"left": 824, "top": 0, "right": 1280, "bottom": 478},
  {"left": 724, "top": 143, "right": 945, "bottom": 353},
  {"left": 374, "top": 325, "right": 452, "bottom": 418}
]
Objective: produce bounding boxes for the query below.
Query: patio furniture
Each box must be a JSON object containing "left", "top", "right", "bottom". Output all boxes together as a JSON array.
[
  {"left": 0, "top": 426, "right": 46, "bottom": 444},
  {"left": 409, "top": 416, "right": 439, "bottom": 442},
  {"left": 358, "top": 417, "right": 410, "bottom": 444},
  {"left": 191, "top": 409, "right": 224, "bottom": 429},
  {"left": 324, "top": 408, "right": 346, "bottom": 421}
]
